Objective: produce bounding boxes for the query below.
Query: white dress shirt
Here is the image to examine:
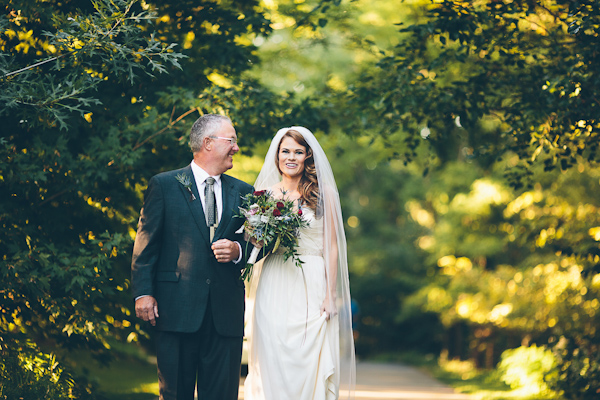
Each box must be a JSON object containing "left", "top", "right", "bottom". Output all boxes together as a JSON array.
[
  {"left": 190, "top": 160, "right": 242, "bottom": 264},
  {"left": 191, "top": 160, "right": 224, "bottom": 224}
]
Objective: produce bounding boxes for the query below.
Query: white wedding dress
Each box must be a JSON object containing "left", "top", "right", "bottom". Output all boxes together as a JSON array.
[{"left": 244, "top": 206, "right": 339, "bottom": 400}]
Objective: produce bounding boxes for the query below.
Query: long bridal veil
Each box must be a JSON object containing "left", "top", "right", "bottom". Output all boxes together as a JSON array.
[{"left": 247, "top": 126, "right": 356, "bottom": 398}]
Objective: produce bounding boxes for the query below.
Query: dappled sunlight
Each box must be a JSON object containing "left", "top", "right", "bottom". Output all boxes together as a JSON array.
[
  {"left": 418, "top": 235, "right": 435, "bottom": 250},
  {"left": 588, "top": 226, "right": 600, "bottom": 241},
  {"left": 207, "top": 72, "right": 233, "bottom": 88},
  {"left": 134, "top": 383, "right": 159, "bottom": 396},
  {"left": 489, "top": 303, "right": 513, "bottom": 325},
  {"left": 406, "top": 200, "right": 435, "bottom": 228},
  {"left": 504, "top": 191, "right": 544, "bottom": 218},
  {"left": 439, "top": 356, "right": 478, "bottom": 381},
  {"left": 455, "top": 294, "right": 488, "bottom": 324},
  {"left": 347, "top": 215, "right": 360, "bottom": 228},
  {"left": 228, "top": 153, "right": 264, "bottom": 184},
  {"left": 438, "top": 255, "right": 472, "bottom": 275},
  {"left": 540, "top": 263, "right": 582, "bottom": 304},
  {"left": 359, "top": 11, "right": 387, "bottom": 26},
  {"left": 497, "top": 345, "right": 556, "bottom": 397},
  {"left": 425, "top": 287, "right": 454, "bottom": 314},
  {"left": 450, "top": 179, "right": 510, "bottom": 215}
]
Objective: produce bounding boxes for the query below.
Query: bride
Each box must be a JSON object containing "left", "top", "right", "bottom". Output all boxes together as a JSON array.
[{"left": 244, "top": 127, "right": 355, "bottom": 399}]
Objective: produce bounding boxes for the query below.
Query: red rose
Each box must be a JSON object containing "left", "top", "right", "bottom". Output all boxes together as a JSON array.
[
  {"left": 276, "top": 201, "right": 285, "bottom": 209},
  {"left": 298, "top": 209, "right": 303, "bottom": 215},
  {"left": 273, "top": 209, "right": 282, "bottom": 216},
  {"left": 254, "top": 190, "right": 266, "bottom": 196}
]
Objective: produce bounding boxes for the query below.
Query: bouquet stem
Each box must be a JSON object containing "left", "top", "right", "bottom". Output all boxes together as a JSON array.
[
  {"left": 247, "top": 246, "right": 261, "bottom": 265},
  {"left": 240, "top": 246, "right": 262, "bottom": 281}
]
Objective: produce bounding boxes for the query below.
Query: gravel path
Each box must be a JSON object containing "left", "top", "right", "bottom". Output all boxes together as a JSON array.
[{"left": 238, "top": 361, "right": 473, "bottom": 400}]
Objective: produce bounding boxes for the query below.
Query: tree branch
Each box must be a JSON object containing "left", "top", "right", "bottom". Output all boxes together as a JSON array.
[
  {"left": 132, "top": 107, "right": 199, "bottom": 151},
  {"left": 38, "top": 189, "right": 70, "bottom": 207},
  {"left": 1, "top": 0, "right": 137, "bottom": 80},
  {"left": 1, "top": 54, "right": 67, "bottom": 79}
]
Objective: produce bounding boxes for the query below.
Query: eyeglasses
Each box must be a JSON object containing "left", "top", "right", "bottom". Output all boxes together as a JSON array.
[{"left": 210, "top": 136, "right": 238, "bottom": 146}]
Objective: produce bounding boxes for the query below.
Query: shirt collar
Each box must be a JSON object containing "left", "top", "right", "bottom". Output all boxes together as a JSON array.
[{"left": 191, "top": 160, "right": 221, "bottom": 185}]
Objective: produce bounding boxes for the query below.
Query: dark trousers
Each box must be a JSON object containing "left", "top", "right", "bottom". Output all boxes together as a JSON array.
[{"left": 155, "top": 302, "right": 243, "bottom": 400}]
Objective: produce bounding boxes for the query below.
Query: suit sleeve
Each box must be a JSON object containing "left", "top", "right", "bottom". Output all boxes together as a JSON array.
[{"left": 131, "top": 176, "right": 165, "bottom": 299}]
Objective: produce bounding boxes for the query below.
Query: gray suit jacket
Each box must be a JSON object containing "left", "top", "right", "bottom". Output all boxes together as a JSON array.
[{"left": 131, "top": 165, "right": 253, "bottom": 337}]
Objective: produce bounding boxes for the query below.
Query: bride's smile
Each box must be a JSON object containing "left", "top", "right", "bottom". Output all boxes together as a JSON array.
[{"left": 278, "top": 136, "right": 307, "bottom": 178}]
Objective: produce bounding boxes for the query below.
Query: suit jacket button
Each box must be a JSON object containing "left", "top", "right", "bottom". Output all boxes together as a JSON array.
[{"left": 206, "top": 279, "right": 211, "bottom": 284}]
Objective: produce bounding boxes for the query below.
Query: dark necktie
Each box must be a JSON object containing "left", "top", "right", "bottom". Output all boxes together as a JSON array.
[{"left": 205, "top": 177, "right": 217, "bottom": 240}]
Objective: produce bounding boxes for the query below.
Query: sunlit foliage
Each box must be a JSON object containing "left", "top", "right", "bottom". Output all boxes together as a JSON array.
[{"left": 346, "top": 0, "right": 600, "bottom": 188}]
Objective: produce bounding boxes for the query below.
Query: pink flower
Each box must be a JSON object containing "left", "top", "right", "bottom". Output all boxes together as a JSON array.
[{"left": 298, "top": 209, "right": 303, "bottom": 216}]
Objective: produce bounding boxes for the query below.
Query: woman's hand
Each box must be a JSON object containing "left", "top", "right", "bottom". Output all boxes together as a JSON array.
[
  {"left": 244, "top": 231, "right": 264, "bottom": 249},
  {"left": 320, "top": 294, "right": 338, "bottom": 321},
  {"left": 248, "top": 235, "right": 264, "bottom": 249}
]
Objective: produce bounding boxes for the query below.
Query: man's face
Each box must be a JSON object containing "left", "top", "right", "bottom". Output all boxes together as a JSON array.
[{"left": 209, "top": 122, "right": 239, "bottom": 174}]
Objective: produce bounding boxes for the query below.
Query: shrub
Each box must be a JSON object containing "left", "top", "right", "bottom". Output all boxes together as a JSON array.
[
  {"left": 497, "top": 345, "right": 556, "bottom": 396},
  {"left": 549, "top": 335, "right": 600, "bottom": 400},
  {"left": 0, "top": 340, "right": 95, "bottom": 400}
]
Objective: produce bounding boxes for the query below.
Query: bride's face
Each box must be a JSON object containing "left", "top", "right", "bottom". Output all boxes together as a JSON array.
[{"left": 278, "top": 136, "right": 307, "bottom": 179}]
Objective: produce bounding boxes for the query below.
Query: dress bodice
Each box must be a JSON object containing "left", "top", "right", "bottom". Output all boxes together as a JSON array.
[
  {"left": 273, "top": 206, "right": 323, "bottom": 257},
  {"left": 296, "top": 207, "right": 323, "bottom": 257}
]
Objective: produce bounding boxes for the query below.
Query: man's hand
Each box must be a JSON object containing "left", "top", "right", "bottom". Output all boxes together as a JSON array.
[
  {"left": 212, "top": 239, "right": 240, "bottom": 263},
  {"left": 135, "top": 296, "right": 159, "bottom": 326}
]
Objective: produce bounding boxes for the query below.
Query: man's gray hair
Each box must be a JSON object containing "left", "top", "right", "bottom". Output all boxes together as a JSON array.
[{"left": 189, "top": 114, "right": 232, "bottom": 153}]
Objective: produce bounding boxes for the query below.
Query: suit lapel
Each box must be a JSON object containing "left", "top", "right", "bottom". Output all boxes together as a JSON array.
[
  {"left": 178, "top": 166, "right": 210, "bottom": 243},
  {"left": 215, "top": 175, "right": 236, "bottom": 240}
]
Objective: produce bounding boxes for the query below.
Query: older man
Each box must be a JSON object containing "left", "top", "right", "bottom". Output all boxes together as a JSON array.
[{"left": 131, "top": 114, "right": 253, "bottom": 400}]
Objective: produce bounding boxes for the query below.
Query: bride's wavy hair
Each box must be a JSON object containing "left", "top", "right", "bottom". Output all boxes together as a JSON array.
[{"left": 276, "top": 129, "right": 320, "bottom": 211}]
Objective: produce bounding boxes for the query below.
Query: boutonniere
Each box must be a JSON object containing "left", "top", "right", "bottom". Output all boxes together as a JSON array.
[{"left": 175, "top": 173, "right": 196, "bottom": 201}]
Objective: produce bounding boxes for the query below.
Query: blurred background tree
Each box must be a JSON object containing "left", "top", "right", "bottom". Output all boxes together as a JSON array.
[{"left": 324, "top": 0, "right": 600, "bottom": 397}]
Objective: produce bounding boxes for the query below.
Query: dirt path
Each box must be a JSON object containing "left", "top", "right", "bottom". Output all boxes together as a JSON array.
[{"left": 239, "top": 361, "right": 473, "bottom": 400}]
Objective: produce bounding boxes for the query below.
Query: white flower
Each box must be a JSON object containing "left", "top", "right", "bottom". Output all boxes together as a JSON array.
[{"left": 249, "top": 215, "right": 262, "bottom": 226}]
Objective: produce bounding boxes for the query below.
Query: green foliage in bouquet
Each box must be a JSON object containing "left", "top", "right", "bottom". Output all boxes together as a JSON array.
[{"left": 237, "top": 190, "right": 309, "bottom": 281}]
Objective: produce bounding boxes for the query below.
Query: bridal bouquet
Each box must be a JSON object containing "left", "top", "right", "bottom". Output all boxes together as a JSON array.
[{"left": 236, "top": 190, "right": 308, "bottom": 281}]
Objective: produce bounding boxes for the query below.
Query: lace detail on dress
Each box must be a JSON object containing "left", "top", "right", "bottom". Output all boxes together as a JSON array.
[{"left": 273, "top": 247, "right": 323, "bottom": 257}]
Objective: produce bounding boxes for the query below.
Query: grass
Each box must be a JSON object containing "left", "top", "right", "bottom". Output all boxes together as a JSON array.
[
  {"left": 69, "top": 343, "right": 159, "bottom": 400},
  {"left": 88, "top": 355, "right": 158, "bottom": 400},
  {"left": 371, "top": 351, "right": 561, "bottom": 400}
]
